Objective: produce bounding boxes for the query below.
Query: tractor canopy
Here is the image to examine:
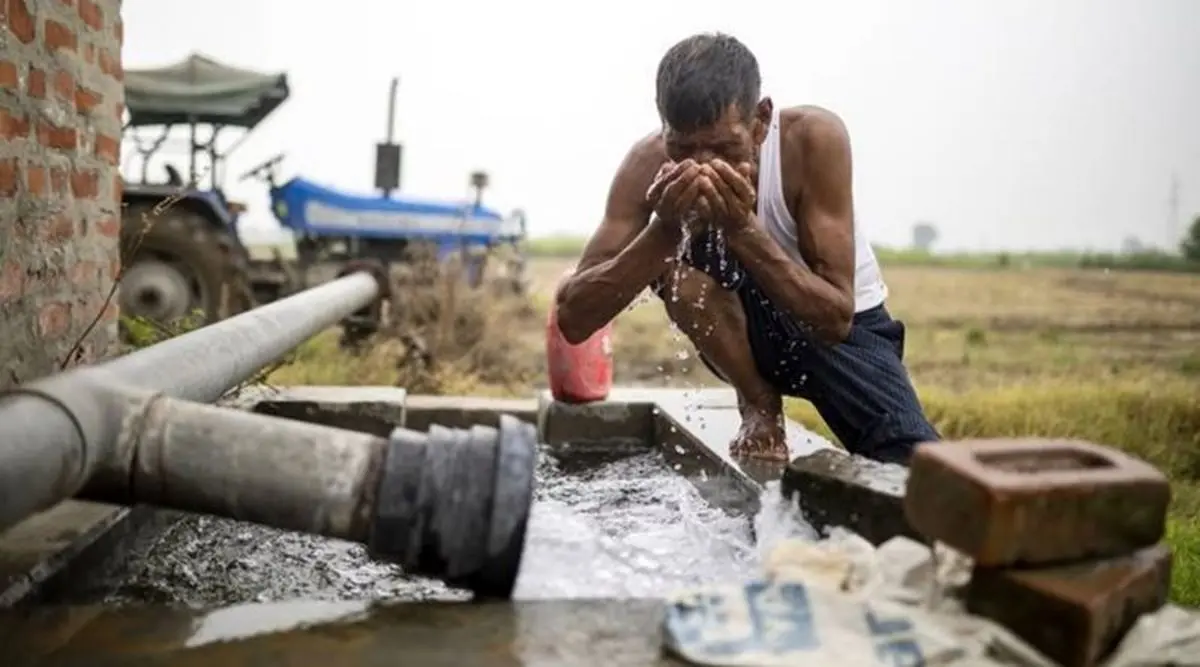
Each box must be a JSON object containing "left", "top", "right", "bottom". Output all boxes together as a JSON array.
[{"left": 124, "top": 53, "right": 290, "bottom": 129}]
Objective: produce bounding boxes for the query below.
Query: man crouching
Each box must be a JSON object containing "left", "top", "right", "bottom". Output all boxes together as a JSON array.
[{"left": 555, "top": 32, "right": 939, "bottom": 464}]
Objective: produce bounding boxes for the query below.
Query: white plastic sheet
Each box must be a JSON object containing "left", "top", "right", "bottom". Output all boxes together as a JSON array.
[{"left": 662, "top": 530, "right": 1200, "bottom": 666}]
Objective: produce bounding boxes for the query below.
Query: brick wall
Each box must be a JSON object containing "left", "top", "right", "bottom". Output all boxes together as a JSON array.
[{"left": 0, "top": 0, "right": 123, "bottom": 389}]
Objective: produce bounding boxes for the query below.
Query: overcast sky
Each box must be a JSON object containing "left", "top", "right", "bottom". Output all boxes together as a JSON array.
[{"left": 121, "top": 0, "right": 1200, "bottom": 251}]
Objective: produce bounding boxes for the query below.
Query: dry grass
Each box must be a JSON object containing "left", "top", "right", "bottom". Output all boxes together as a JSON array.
[{"left": 268, "top": 256, "right": 1200, "bottom": 604}]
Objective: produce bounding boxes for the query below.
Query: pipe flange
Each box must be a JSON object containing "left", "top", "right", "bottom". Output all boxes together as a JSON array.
[
  {"left": 465, "top": 414, "right": 537, "bottom": 598},
  {"left": 369, "top": 429, "right": 427, "bottom": 567},
  {"left": 367, "top": 415, "right": 537, "bottom": 599}
]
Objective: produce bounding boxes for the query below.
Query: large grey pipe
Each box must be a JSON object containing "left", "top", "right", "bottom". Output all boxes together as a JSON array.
[
  {"left": 79, "top": 389, "right": 536, "bottom": 598},
  {"left": 0, "top": 272, "right": 381, "bottom": 533}
]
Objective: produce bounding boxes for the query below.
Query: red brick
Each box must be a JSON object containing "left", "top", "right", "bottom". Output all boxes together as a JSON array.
[
  {"left": 904, "top": 439, "right": 1170, "bottom": 566},
  {"left": 75, "top": 86, "right": 102, "bottom": 114},
  {"left": 95, "top": 215, "right": 119, "bottom": 237},
  {"left": 967, "top": 544, "right": 1171, "bottom": 667},
  {"left": 97, "top": 48, "right": 119, "bottom": 79},
  {"left": 39, "top": 214, "right": 75, "bottom": 243},
  {"left": 94, "top": 132, "right": 119, "bottom": 164},
  {"left": 70, "top": 168, "right": 98, "bottom": 198},
  {"left": 0, "top": 259, "right": 25, "bottom": 301},
  {"left": 27, "top": 67, "right": 45, "bottom": 98},
  {"left": 68, "top": 260, "right": 101, "bottom": 285},
  {"left": 37, "top": 120, "right": 77, "bottom": 150},
  {"left": 77, "top": 0, "right": 102, "bottom": 30},
  {"left": 0, "top": 108, "right": 29, "bottom": 140},
  {"left": 101, "top": 301, "right": 118, "bottom": 321},
  {"left": 25, "top": 163, "right": 46, "bottom": 195},
  {"left": 0, "top": 60, "right": 17, "bottom": 89},
  {"left": 37, "top": 301, "right": 72, "bottom": 338},
  {"left": 44, "top": 19, "right": 78, "bottom": 52},
  {"left": 5, "top": 0, "right": 35, "bottom": 44},
  {"left": 52, "top": 68, "right": 74, "bottom": 100},
  {"left": 0, "top": 157, "right": 18, "bottom": 195}
]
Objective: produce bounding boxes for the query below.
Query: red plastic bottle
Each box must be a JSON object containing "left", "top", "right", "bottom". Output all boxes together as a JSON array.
[{"left": 546, "top": 269, "right": 613, "bottom": 403}]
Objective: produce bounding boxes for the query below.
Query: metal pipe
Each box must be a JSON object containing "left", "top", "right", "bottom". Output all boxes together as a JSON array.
[
  {"left": 81, "top": 387, "right": 388, "bottom": 542},
  {"left": 0, "top": 272, "right": 382, "bottom": 532},
  {"left": 101, "top": 271, "right": 380, "bottom": 402},
  {"left": 76, "top": 387, "right": 536, "bottom": 597}
]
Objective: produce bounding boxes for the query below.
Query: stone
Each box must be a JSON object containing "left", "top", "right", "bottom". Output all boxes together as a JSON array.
[
  {"left": 536, "top": 390, "right": 654, "bottom": 451},
  {"left": 782, "top": 449, "right": 920, "bottom": 546},
  {"left": 904, "top": 439, "right": 1170, "bottom": 566},
  {"left": 249, "top": 386, "right": 408, "bottom": 437},
  {"left": 403, "top": 395, "right": 537, "bottom": 432},
  {"left": 966, "top": 544, "right": 1172, "bottom": 667}
]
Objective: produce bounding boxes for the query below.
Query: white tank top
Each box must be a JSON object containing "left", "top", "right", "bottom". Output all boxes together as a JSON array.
[{"left": 756, "top": 106, "right": 888, "bottom": 313}]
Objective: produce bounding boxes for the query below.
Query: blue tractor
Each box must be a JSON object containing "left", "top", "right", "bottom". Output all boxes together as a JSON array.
[
  {"left": 238, "top": 75, "right": 527, "bottom": 294},
  {"left": 121, "top": 58, "right": 528, "bottom": 328},
  {"left": 239, "top": 154, "right": 527, "bottom": 293},
  {"left": 120, "top": 54, "right": 292, "bottom": 325}
]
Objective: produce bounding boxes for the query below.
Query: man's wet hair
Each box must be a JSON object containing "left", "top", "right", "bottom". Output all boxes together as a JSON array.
[{"left": 655, "top": 33, "right": 761, "bottom": 132}]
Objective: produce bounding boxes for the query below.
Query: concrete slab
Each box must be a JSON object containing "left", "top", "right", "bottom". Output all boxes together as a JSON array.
[
  {"left": 248, "top": 385, "right": 408, "bottom": 437},
  {"left": 4, "top": 599, "right": 675, "bottom": 666},
  {"left": 782, "top": 450, "right": 917, "bottom": 545},
  {"left": 540, "top": 387, "right": 915, "bottom": 545},
  {"left": 0, "top": 502, "right": 135, "bottom": 608},
  {"left": 536, "top": 390, "right": 656, "bottom": 452},
  {"left": 403, "top": 394, "right": 537, "bottom": 432}
]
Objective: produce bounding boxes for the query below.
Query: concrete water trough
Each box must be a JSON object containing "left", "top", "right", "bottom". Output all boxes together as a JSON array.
[{"left": 1, "top": 385, "right": 915, "bottom": 665}]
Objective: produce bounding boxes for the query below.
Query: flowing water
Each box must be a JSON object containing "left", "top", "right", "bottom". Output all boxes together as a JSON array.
[{"left": 78, "top": 443, "right": 811, "bottom": 607}]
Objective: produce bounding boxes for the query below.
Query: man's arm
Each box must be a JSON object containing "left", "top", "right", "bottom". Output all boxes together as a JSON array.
[
  {"left": 556, "top": 136, "right": 681, "bottom": 344},
  {"left": 726, "top": 109, "right": 857, "bottom": 343}
]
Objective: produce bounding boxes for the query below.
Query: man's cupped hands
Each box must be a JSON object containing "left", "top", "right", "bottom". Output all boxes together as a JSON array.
[{"left": 645, "top": 159, "right": 756, "bottom": 233}]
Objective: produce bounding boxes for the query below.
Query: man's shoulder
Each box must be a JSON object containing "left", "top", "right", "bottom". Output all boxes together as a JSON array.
[
  {"left": 626, "top": 130, "right": 668, "bottom": 167},
  {"left": 779, "top": 105, "right": 851, "bottom": 154},
  {"left": 612, "top": 131, "right": 669, "bottom": 189}
]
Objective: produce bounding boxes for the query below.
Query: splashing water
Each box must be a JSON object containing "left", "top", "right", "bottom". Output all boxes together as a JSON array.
[
  {"left": 80, "top": 443, "right": 812, "bottom": 607},
  {"left": 513, "top": 445, "right": 812, "bottom": 599}
]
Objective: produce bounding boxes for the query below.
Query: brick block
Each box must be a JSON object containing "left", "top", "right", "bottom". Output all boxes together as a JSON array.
[
  {"left": 904, "top": 439, "right": 1169, "bottom": 566},
  {"left": 967, "top": 544, "right": 1172, "bottom": 667}
]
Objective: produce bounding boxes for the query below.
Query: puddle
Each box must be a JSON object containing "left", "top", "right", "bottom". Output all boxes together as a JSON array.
[{"left": 72, "top": 444, "right": 811, "bottom": 607}]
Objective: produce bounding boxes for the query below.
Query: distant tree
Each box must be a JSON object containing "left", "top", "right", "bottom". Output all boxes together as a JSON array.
[
  {"left": 1121, "top": 236, "right": 1146, "bottom": 255},
  {"left": 911, "top": 222, "right": 938, "bottom": 252},
  {"left": 1183, "top": 215, "right": 1200, "bottom": 262}
]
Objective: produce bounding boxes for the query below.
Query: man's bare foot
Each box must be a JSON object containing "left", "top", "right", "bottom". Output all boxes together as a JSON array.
[{"left": 729, "top": 401, "right": 788, "bottom": 462}]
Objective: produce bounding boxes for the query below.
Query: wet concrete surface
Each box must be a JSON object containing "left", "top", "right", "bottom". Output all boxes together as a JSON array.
[
  {"left": 43, "top": 441, "right": 766, "bottom": 607},
  {"left": 6, "top": 599, "right": 683, "bottom": 666},
  {"left": 1, "top": 385, "right": 916, "bottom": 664}
]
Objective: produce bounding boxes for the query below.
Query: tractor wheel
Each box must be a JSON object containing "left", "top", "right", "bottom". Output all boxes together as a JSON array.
[{"left": 119, "top": 204, "right": 256, "bottom": 328}]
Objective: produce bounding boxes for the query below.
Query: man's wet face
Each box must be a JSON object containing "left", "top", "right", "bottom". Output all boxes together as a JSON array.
[{"left": 662, "top": 104, "right": 760, "bottom": 166}]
